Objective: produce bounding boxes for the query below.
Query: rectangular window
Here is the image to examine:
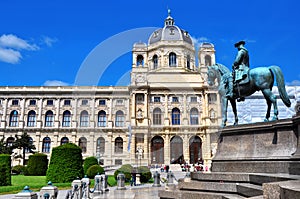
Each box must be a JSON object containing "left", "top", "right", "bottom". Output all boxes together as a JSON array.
[
  {"left": 115, "top": 159, "right": 122, "bottom": 165},
  {"left": 136, "top": 94, "right": 144, "bottom": 104},
  {"left": 29, "top": 100, "right": 36, "bottom": 106},
  {"left": 47, "top": 100, "right": 53, "bottom": 106},
  {"left": 190, "top": 97, "right": 197, "bottom": 102},
  {"left": 12, "top": 99, "right": 19, "bottom": 106},
  {"left": 45, "top": 115, "right": 54, "bottom": 127},
  {"left": 153, "top": 97, "right": 161, "bottom": 103},
  {"left": 81, "top": 99, "right": 88, "bottom": 106},
  {"left": 99, "top": 99, "right": 106, "bottom": 105},
  {"left": 64, "top": 99, "right": 71, "bottom": 106},
  {"left": 172, "top": 97, "right": 179, "bottom": 103},
  {"left": 116, "top": 99, "right": 124, "bottom": 105}
]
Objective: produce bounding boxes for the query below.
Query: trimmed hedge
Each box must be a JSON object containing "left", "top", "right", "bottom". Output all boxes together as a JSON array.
[
  {"left": 26, "top": 153, "right": 48, "bottom": 176},
  {"left": 86, "top": 165, "right": 104, "bottom": 179},
  {"left": 12, "top": 165, "right": 26, "bottom": 175},
  {"left": 83, "top": 156, "right": 98, "bottom": 175},
  {"left": 0, "top": 154, "right": 11, "bottom": 186},
  {"left": 114, "top": 164, "right": 133, "bottom": 182},
  {"left": 46, "top": 143, "right": 83, "bottom": 183},
  {"left": 137, "top": 166, "right": 151, "bottom": 183}
]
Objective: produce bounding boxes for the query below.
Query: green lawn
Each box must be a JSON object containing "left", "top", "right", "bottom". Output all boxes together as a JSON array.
[{"left": 0, "top": 175, "right": 117, "bottom": 195}]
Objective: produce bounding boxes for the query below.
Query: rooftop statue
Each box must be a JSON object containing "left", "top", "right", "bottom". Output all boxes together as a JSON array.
[{"left": 207, "top": 41, "right": 291, "bottom": 127}]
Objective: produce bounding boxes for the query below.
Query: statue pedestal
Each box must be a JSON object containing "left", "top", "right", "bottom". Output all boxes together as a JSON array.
[
  {"left": 135, "top": 174, "right": 141, "bottom": 185},
  {"left": 212, "top": 115, "right": 300, "bottom": 174}
]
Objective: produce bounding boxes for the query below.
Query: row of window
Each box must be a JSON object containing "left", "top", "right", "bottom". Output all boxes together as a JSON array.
[
  {"left": 153, "top": 107, "right": 200, "bottom": 125},
  {"left": 7, "top": 106, "right": 201, "bottom": 127},
  {"left": 8, "top": 110, "right": 125, "bottom": 127},
  {"left": 2, "top": 99, "right": 111, "bottom": 107},
  {"left": 136, "top": 53, "right": 194, "bottom": 70}
]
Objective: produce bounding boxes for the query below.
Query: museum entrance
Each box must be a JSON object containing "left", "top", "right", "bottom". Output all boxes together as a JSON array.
[
  {"left": 151, "top": 136, "right": 164, "bottom": 164},
  {"left": 189, "top": 135, "right": 202, "bottom": 164},
  {"left": 170, "top": 136, "right": 183, "bottom": 164}
]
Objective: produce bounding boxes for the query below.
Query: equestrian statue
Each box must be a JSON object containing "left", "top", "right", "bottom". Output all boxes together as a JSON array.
[{"left": 207, "top": 41, "right": 291, "bottom": 127}]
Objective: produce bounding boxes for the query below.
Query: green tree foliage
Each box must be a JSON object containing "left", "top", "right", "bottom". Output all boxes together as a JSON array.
[
  {"left": 83, "top": 156, "right": 98, "bottom": 175},
  {"left": 86, "top": 165, "right": 104, "bottom": 179},
  {"left": 0, "top": 154, "right": 11, "bottom": 186},
  {"left": 46, "top": 143, "right": 83, "bottom": 183},
  {"left": 0, "top": 137, "right": 13, "bottom": 154},
  {"left": 26, "top": 153, "right": 48, "bottom": 176},
  {"left": 137, "top": 166, "right": 151, "bottom": 183},
  {"left": 13, "top": 132, "right": 36, "bottom": 165},
  {"left": 12, "top": 165, "right": 26, "bottom": 175},
  {"left": 114, "top": 164, "right": 133, "bottom": 182}
]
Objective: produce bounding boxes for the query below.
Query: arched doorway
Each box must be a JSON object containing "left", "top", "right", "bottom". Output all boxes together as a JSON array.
[
  {"left": 151, "top": 136, "right": 164, "bottom": 164},
  {"left": 189, "top": 136, "right": 202, "bottom": 164},
  {"left": 170, "top": 136, "right": 183, "bottom": 164}
]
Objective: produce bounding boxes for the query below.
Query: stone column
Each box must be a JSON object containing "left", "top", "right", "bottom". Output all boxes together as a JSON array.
[
  {"left": 183, "top": 132, "right": 189, "bottom": 163},
  {"left": 91, "top": 97, "right": 95, "bottom": 128},
  {"left": 55, "top": 98, "right": 60, "bottom": 128},
  {"left": 20, "top": 98, "right": 25, "bottom": 128},
  {"left": 131, "top": 93, "right": 136, "bottom": 125},
  {"left": 72, "top": 98, "right": 78, "bottom": 128},
  {"left": 144, "top": 93, "right": 148, "bottom": 118},
  {"left": 164, "top": 131, "right": 170, "bottom": 164},
  {"left": 144, "top": 133, "right": 148, "bottom": 164}
]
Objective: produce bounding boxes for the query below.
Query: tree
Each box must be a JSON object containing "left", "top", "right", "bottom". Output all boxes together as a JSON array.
[
  {"left": 0, "top": 137, "right": 13, "bottom": 155},
  {"left": 13, "top": 132, "right": 36, "bottom": 166}
]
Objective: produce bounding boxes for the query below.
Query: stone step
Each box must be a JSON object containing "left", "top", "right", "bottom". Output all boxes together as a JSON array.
[
  {"left": 159, "top": 189, "right": 246, "bottom": 199},
  {"left": 249, "top": 173, "right": 300, "bottom": 185},
  {"left": 236, "top": 183, "right": 263, "bottom": 197},
  {"left": 191, "top": 172, "right": 250, "bottom": 182},
  {"left": 178, "top": 180, "right": 238, "bottom": 193}
]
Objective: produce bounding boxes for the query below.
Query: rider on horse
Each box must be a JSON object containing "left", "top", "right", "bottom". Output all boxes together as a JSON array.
[{"left": 226, "top": 40, "right": 250, "bottom": 100}]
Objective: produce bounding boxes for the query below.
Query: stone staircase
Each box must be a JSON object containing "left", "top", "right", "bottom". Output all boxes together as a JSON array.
[{"left": 159, "top": 172, "right": 300, "bottom": 198}]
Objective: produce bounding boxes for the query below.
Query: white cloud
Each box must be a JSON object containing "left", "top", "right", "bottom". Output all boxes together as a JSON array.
[
  {"left": 287, "top": 80, "right": 300, "bottom": 86},
  {"left": 43, "top": 80, "right": 70, "bottom": 86},
  {"left": 0, "top": 34, "right": 39, "bottom": 50},
  {"left": 191, "top": 36, "right": 209, "bottom": 48},
  {"left": 42, "top": 36, "right": 57, "bottom": 47},
  {"left": 0, "top": 47, "right": 22, "bottom": 64}
]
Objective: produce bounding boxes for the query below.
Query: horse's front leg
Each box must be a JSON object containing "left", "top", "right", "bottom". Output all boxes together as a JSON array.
[
  {"left": 230, "top": 99, "right": 238, "bottom": 125},
  {"left": 221, "top": 96, "right": 229, "bottom": 127}
]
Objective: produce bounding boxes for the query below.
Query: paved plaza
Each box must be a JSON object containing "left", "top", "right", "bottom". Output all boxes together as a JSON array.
[{"left": 0, "top": 170, "right": 187, "bottom": 199}]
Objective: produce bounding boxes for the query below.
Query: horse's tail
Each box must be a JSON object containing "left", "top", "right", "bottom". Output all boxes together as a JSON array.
[{"left": 269, "top": 66, "right": 291, "bottom": 107}]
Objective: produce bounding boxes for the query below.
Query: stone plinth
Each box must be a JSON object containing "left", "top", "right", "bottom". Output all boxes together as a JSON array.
[{"left": 212, "top": 115, "right": 300, "bottom": 174}]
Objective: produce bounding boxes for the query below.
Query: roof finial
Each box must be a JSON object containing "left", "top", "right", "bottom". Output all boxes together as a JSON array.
[{"left": 168, "top": 9, "right": 171, "bottom": 16}]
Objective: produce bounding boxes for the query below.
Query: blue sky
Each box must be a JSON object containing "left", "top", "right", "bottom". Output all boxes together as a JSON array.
[{"left": 0, "top": 0, "right": 299, "bottom": 86}]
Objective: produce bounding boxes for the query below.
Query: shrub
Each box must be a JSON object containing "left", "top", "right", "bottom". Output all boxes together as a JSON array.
[
  {"left": 0, "top": 154, "right": 11, "bottom": 186},
  {"left": 137, "top": 166, "right": 151, "bottom": 183},
  {"left": 83, "top": 156, "right": 98, "bottom": 175},
  {"left": 86, "top": 165, "right": 104, "bottom": 179},
  {"left": 46, "top": 143, "right": 84, "bottom": 183},
  {"left": 26, "top": 153, "right": 48, "bottom": 176},
  {"left": 12, "top": 165, "right": 26, "bottom": 175},
  {"left": 114, "top": 164, "right": 133, "bottom": 182}
]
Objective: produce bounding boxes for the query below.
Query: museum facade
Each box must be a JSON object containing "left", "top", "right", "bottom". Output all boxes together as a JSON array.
[{"left": 0, "top": 13, "right": 221, "bottom": 167}]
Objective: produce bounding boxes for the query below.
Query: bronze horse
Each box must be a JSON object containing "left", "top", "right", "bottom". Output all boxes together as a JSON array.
[{"left": 207, "top": 63, "right": 291, "bottom": 127}]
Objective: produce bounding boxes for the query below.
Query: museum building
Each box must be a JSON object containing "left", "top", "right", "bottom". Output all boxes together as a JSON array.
[{"left": 0, "top": 13, "right": 221, "bottom": 167}]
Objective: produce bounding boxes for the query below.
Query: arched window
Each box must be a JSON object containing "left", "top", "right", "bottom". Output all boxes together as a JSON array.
[
  {"left": 96, "top": 137, "right": 105, "bottom": 154},
  {"left": 25, "top": 137, "right": 33, "bottom": 153},
  {"left": 153, "top": 54, "right": 158, "bottom": 69},
  {"left": 205, "top": 55, "right": 211, "bottom": 66},
  {"left": 190, "top": 108, "right": 199, "bottom": 125},
  {"left": 79, "top": 137, "right": 87, "bottom": 153},
  {"left": 42, "top": 137, "right": 51, "bottom": 153},
  {"left": 98, "top": 111, "right": 106, "bottom": 127},
  {"left": 80, "top": 110, "right": 89, "bottom": 127},
  {"left": 45, "top": 110, "right": 54, "bottom": 127},
  {"left": 61, "top": 137, "right": 69, "bottom": 145},
  {"left": 169, "top": 52, "right": 177, "bottom": 67},
  {"left": 153, "top": 108, "right": 162, "bottom": 125},
  {"left": 6, "top": 137, "right": 14, "bottom": 147},
  {"left": 62, "top": 110, "right": 71, "bottom": 127},
  {"left": 115, "top": 137, "right": 123, "bottom": 153},
  {"left": 9, "top": 110, "right": 18, "bottom": 127},
  {"left": 187, "top": 55, "right": 191, "bottom": 69},
  {"left": 115, "top": 110, "right": 124, "bottom": 127},
  {"left": 27, "top": 110, "right": 36, "bottom": 127},
  {"left": 136, "top": 55, "right": 144, "bottom": 66},
  {"left": 172, "top": 108, "right": 180, "bottom": 125}
]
